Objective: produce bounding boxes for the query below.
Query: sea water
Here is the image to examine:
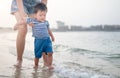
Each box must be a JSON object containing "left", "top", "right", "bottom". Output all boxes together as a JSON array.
[{"left": 4, "top": 31, "right": 120, "bottom": 78}]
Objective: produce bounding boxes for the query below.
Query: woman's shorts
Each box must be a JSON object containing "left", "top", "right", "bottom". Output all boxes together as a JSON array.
[
  {"left": 34, "top": 37, "right": 53, "bottom": 58},
  {"left": 11, "top": 0, "right": 41, "bottom": 14}
]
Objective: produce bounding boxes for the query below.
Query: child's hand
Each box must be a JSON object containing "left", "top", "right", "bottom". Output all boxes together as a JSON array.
[
  {"left": 52, "top": 37, "right": 55, "bottom": 42},
  {"left": 29, "top": 23, "right": 34, "bottom": 27}
]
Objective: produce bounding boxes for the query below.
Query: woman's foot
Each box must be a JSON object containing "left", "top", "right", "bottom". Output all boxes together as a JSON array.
[
  {"left": 33, "top": 65, "right": 38, "bottom": 69},
  {"left": 14, "top": 60, "right": 22, "bottom": 68}
]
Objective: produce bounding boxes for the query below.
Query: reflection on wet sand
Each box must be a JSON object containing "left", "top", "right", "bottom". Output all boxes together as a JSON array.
[
  {"left": 14, "top": 68, "right": 22, "bottom": 78},
  {"left": 13, "top": 67, "right": 54, "bottom": 78},
  {"left": 32, "top": 69, "right": 54, "bottom": 78}
]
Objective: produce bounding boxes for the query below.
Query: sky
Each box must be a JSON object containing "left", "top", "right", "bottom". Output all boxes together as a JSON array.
[{"left": 0, "top": 0, "right": 120, "bottom": 28}]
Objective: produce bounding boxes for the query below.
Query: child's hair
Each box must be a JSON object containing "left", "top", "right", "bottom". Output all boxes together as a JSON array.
[{"left": 34, "top": 3, "right": 47, "bottom": 13}]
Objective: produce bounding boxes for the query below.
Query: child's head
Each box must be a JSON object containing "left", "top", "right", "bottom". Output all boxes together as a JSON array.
[{"left": 34, "top": 3, "right": 47, "bottom": 22}]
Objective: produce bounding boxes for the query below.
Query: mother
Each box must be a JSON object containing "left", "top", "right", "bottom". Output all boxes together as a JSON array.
[{"left": 11, "top": 0, "right": 47, "bottom": 67}]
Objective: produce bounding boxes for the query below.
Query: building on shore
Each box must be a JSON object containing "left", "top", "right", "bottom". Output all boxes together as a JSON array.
[
  {"left": 51, "top": 21, "right": 120, "bottom": 32},
  {"left": 56, "top": 21, "right": 69, "bottom": 31},
  {"left": 70, "top": 25, "right": 83, "bottom": 31}
]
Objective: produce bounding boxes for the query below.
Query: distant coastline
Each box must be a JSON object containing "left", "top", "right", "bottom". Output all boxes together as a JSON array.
[
  {"left": 0, "top": 27, "right": 13, "bottom": 33},
  {"left": 1, "top": 23, "right": 120, "bottom": 33},
  {"left": 51, "top": 21, "right": 120, "bottom": 32}
]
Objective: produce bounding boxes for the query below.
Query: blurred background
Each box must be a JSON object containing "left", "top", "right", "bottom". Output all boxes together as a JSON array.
[
  {"left": 0, "top": 0, "right": 120, "bottom": 29},
  {"left": 0, "top": 0, "right": 120, "bottom": 78}
]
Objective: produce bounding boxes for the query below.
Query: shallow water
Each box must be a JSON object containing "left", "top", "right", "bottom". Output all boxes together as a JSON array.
[{"left": 1, "top": 31, "right": 120, "bottom": 78}]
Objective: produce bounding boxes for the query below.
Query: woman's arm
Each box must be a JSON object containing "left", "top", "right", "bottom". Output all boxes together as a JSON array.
[{"left": 16, "top": 0, "right": 27, "bottom": 17}]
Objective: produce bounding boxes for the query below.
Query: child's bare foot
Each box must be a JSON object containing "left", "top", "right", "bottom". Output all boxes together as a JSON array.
[
  {"left": 48, "top": 65, "right": 54, "bottom": 70},
  {"left": 42, "top": 65, "right": 54, "bottom": 70},
  {"left": 14, "top": 60, "right": 22, "bottom": 68}
]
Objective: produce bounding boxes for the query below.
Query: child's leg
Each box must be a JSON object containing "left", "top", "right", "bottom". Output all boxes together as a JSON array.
[
  {"left": 47, "top": 53, "right": 54, "bottom": 69},
  {"left": 34, "top": 58, "right": 39, "bottom": 68},
  {"left": 42, "top": 52, "right": 48, "bottom": 66}
]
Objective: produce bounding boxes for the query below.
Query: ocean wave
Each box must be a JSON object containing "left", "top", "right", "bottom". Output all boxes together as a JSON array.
[
  {"left": 53, "top": 44, "right": 107, "bottom": 56},
  {"left": 54, "top": 44, "right": 120, "bottom": 58},
  {"left": 0, "top": 75, "right": 10, "bottom": 77},
  {"left": 54, "top": 44, "right": 94, "bottom": 53},
  {"left": 106, "top": 54, "right": 120, "bottom": 59},
  {"left": 54, "top": 63, "right": 115, "bottom": 78}
]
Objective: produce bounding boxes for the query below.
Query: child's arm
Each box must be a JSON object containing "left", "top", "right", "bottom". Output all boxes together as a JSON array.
[
  {"left": 26, "top": 17, "right": 34, "bottom": 27},
  {"left": 48, "top": 29, "right": 55, "bottom": 42},
  {"left": 46, "top": 21, "right": 54, "bottom": 41}
]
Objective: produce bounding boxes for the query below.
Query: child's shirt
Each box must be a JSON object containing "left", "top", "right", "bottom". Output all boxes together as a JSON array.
[{"left": 26, "top": 17, "right": 50, "bottom": 39}]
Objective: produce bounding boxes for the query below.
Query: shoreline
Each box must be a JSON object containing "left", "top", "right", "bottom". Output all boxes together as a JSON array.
[{"left": 1, "top": 27, "right": 120, "bottom": 33}]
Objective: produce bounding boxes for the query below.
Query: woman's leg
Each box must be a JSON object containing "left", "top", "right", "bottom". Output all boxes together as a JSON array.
[{"left": 13, "top": 12, "right": 27, "bottom": 67}]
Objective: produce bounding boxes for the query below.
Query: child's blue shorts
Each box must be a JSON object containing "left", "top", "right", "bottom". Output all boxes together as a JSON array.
[
  {"left": 11, "top": 0, "right": 40, "bottom": 14},
  {"left": 34, "top": 37, "right": 53, "bottom": 58}
]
